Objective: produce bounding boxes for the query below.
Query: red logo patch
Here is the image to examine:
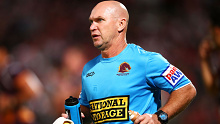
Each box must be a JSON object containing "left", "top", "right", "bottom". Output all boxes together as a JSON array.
[{"left": 117, "top": 62, "right": 131, "bottom": 76}]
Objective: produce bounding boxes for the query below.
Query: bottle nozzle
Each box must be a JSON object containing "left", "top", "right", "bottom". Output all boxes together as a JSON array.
[{"left": 128, "top": 110, "right": 140, "bottom": 122}]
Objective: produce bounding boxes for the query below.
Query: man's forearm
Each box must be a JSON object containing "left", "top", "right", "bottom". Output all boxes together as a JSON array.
[{"left": 159, "top": 83, "right": 196, "bottom": 120}]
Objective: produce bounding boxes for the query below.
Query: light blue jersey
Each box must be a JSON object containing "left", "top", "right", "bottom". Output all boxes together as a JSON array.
[{"left": 79, "top": 44, "right": 191, "bottom": 124}]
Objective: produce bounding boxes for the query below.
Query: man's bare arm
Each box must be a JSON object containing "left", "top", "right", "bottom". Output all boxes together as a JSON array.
[
  {"left": 134, "top": 83, "right": 196, "bottom": 124},
  {"left": 160, "top": 83, "right": 197, "bottom": 119}
]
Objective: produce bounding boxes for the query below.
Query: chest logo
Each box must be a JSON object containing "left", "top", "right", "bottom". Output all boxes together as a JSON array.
[
  {"left": 117, "top": 62, "right": 131, "bottom": 76},
  {"left": 118, "top": 62, "right": 131, "bottom": 73}
]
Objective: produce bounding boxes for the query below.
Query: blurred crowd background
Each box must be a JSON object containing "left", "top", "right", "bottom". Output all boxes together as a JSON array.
[{"left": 0, "top": 0, "right": 219, "bottom": 124}]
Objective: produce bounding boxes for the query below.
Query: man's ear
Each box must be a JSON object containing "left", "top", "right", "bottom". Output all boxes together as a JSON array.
[{"left": 118, "top": 18, "right": 127, "bottom": 32}]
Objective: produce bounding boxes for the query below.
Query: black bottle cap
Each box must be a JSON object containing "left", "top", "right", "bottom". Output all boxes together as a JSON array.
[{"left": 65, "top": 96, "right": 79, "bottom": 106}]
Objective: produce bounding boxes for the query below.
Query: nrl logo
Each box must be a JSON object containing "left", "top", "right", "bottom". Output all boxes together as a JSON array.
[{"left": 117, "top": 62, "right": 131, "bottom": 76}]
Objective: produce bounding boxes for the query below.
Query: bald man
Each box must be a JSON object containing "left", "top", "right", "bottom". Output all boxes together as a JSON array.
[
  {"left": 89, "top": 1, "right": 129, "bottom": 57},
  {"left": 62, "top": 1, "right": 196, "bottom": 124}
]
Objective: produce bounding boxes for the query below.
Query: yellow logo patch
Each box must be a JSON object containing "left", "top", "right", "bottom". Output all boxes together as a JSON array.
[{"left": 89, "top": 95, "right": 129, "bottom": 123}]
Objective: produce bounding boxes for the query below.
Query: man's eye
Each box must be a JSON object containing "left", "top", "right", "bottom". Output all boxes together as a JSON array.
[{"left": 98, "top": 19, "right": 103, "bottom": 22}]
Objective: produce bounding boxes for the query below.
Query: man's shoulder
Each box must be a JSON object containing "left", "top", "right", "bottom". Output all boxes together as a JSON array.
[
  {"left": 83, "top": 55, "right": 101, "bottom": 70},
  {"left": 128, "top": 43, "right": 161, "bottom": 57}
]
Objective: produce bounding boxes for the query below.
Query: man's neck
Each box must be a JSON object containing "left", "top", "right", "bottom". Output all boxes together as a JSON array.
[{"left": 101, "top": 39, "right": 127, "bottom": 58}]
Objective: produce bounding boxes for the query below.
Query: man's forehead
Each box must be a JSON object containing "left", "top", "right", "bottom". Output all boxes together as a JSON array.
[
  {"left": 89, "top": 15, "right": 104, "bottom": 21},
  {"left": 89, "top": 10, "right": 104, "bottom": 19},
  {"left": 90, "top": 6, "right": 115, "bottom": 19}
]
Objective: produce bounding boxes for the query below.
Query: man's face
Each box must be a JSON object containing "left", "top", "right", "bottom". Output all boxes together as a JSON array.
[{"left": 89, "top": 6, "right": 118, "bottom": 50}]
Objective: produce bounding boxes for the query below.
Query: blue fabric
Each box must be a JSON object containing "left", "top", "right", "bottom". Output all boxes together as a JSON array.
[{"left": 79, "top": 44, "right": 191, "bottom": 124}]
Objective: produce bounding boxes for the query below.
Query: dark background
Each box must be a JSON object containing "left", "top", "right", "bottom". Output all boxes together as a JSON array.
[{"left": 0, "top": 0, "right": 218, "bottom": 124}]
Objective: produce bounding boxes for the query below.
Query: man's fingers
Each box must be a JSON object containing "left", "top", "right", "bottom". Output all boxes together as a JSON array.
[
  {"left": 134, "top": 114, "right": 153, "bottom": 124},
  {"left": 61, "top": 112, "right": 85, "bottom": 119},
  {"left": 81, "top": 112, "right": 85, "bottom": 118},
  {"left": 61, "top": 113, "right": 68, "bottom": 118},
  {"left": 147, "top": 114, "right": 152, "bottom": 118}
]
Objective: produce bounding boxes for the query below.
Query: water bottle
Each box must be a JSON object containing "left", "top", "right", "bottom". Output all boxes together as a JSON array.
[
  {"left": 64, "top": 96, "right": 82, "bottom": 124},
  {"left": 128, "top": 110, "right": 140, "bottom": 122}
]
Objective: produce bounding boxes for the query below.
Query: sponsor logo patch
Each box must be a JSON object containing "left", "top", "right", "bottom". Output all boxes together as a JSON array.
[
  {"left": 161, "top": 64, "right": 184, "bottom": 87},
  {"left": 89, "top": 95, "right": 129, "bottom": 123}
]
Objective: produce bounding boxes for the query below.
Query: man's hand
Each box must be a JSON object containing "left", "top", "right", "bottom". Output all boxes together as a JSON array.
[
  {"left": 133, "top": 114, "right": 161, "bottom": 124},
  {"left": 61, "top": 113, "right": 69, "bottom": 118},
  {"left": 61, "top": 113, "right": 85, "bottom": 119}
]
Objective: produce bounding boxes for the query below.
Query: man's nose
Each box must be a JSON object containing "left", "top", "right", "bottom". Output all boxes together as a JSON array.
[{"left": 90, "top": 22, "right": 97, "bottom": 31}]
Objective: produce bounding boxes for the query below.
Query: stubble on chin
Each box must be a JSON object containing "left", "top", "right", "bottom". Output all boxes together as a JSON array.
[
  {"left": 94, "top": 41, "right": 108, "bottom": 51},
  {"left": 96, "top": 44, "right": 105, "bottom": 51}
]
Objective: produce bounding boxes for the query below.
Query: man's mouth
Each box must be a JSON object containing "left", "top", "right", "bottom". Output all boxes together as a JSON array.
[{"left": 92, "top": 34, "right": 100, "bottom": 39}]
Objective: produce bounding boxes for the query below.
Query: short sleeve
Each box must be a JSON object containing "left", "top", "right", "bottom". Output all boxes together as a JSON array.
[{"left": 145, "top": 52, "right": 191, "bottom": 93}]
